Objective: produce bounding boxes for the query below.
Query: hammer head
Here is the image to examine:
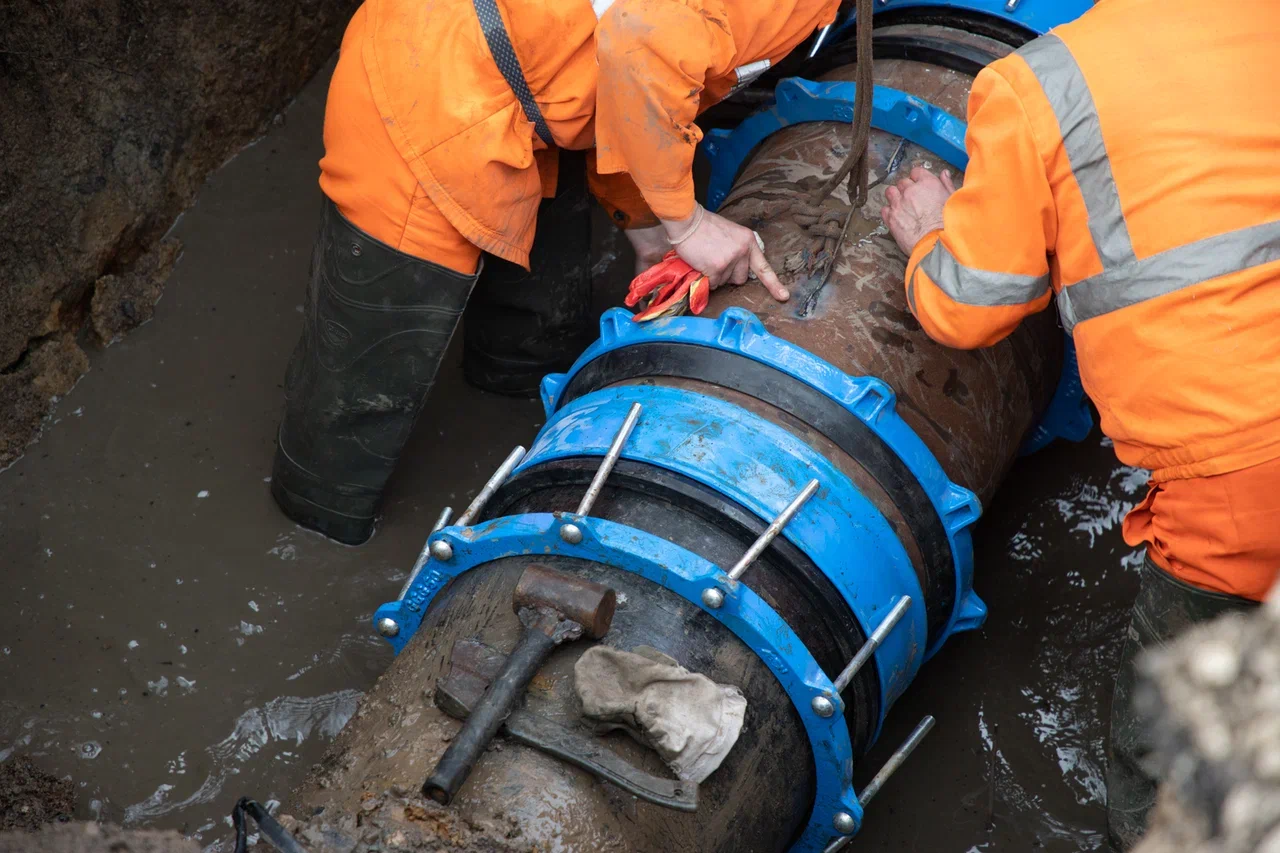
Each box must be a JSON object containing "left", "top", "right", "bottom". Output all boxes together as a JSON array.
[{"left": 513, "top": 565, "right": 616, "bottom": 639}]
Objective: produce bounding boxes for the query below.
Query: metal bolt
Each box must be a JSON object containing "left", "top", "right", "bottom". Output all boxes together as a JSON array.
[
  {"left": 811, "top": 695, "right": 836, "bottom": 718},
  {"left": 429, "top": 539, "right": 453, "bottom": 561},
  {"left": 351, "top": 243, "right": 362, "bottom": 256},
  {"left": 726, "top": 479, "right": 820, "bottom": 582},
  {"left": 376, "top": 618, "right": 400, "bottom": 638},
  {"left": 832, "top": 812, "right": 856, "bottom": 835},
  {"left": 701, "top": 588, "right": 725, "bottom": 609},
  {"left": 559, "top": 523, "right": 583, "bottom": 545}
]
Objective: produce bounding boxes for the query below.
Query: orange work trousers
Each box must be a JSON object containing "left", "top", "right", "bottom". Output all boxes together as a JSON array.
[{"left": 1123, "top": 454, "right": 1280, "bottom": 601}]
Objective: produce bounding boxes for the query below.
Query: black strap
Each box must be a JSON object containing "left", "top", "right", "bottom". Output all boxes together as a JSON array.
[
  {"left": 472, "top": 0, "right": 554, "bottom": 146},
  {"left": 233, "top": 797, "right": 310, "bottom": 853}
]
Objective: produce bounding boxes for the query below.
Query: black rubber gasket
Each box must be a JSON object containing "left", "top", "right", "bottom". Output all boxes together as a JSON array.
[
  {"left": 871, "top": 34, "right": 1002, "bottom": 76},
  {"left": 552, "top": 341, "right": 958, "bottom": 647},
  {"left": 489, "top": 457, "right": 882, "bottom": 757}
]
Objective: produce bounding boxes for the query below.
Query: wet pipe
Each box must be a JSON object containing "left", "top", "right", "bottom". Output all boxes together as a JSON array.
[{"left": 299, "top": 3, "right": 1094, "bottom": 850}]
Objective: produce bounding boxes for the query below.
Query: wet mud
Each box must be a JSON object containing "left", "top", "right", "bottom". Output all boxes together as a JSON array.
[{"left": 0, "top": 63, "right": 1142, "bottom": 851}]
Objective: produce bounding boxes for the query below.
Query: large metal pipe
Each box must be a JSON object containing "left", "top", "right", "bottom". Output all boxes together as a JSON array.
[{"left": 288, "top": 20, "right": 1075, "bottom": 853}]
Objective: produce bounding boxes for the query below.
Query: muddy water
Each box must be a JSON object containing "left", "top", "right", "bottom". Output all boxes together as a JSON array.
[{"left": 0, "top": 63, "right": 1142, "bottom": 851}]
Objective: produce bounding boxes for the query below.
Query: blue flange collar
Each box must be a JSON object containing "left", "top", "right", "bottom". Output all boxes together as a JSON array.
[
  {"left": 377, "top": 512, "right": 870, "bottom": 851},
  {"left": 523, "top": 383, "right": 929, "bottom": 716},
  {"left": 703, "top": 78, "right": 969, "bottom": 212},
  {"left": 543, "top": 308, "right": 988, "bottom": 654}
]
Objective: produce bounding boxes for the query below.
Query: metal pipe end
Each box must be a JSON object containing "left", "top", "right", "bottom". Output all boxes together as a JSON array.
[
  {"left": 701, "top": 588, "right": 725, "bottom": 609},
  {"left": 429, "top": 539, "right": 454, "bottom": 562},
  {"left": 832, "top": 811, "right": 856, "bottom": 835},
  {"left": 559, "top": 523, "right": 584, "bottom": 545},
  {"left": 376, "top": 617, "right": 400, "bottom": 638},
  {"left": 811, "top": 695, "right": 836, "bottom": 718}
]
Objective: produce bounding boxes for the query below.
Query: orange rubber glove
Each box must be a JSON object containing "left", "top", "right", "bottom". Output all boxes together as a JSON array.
[{"left": 625, "top": 251, "right": 711, "bottom": 322}]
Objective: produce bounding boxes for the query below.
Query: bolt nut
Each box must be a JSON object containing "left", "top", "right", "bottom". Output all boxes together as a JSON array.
[
  {"left": 811, "top": 695, "right": 836, "bottom": 718},
  {"left": 559, "top": 523, "right": 584, "bottom": 545},
  {"left": 429, "top": 539, "right": 453, "bottom": 561},
  {"left": 701, "top": 588, "right": 725, "bottom": 609},
  {"left": 376, "top": 617, "right": 400, "bottom": 638},
  {"left": 833, "top": 811, "right": 856, "bottom": 835}
]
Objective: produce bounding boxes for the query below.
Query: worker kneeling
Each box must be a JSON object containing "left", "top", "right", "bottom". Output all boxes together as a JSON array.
[
  {"left": 270, "top": 0, "right": 806, "bottom": 545},
  {"left": 879, "top": 1, "right": 1280, "bottom": 847}
]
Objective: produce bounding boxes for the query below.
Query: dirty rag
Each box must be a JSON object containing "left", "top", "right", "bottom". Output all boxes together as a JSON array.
[{"left": 574, "top": 645, "right": 747, "bottom": 783}]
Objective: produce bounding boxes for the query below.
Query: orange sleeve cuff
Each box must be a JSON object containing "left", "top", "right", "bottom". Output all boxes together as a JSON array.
[
  {"left": 905, "top": 231, "right": 942, "bottom": 288},
  {"left": 907, "top": 247, "right": 1054, "bottom": 350},
  {"left": 637, "top": 174, "right": 697, "bottom": 222},
  {"left": 586, "top": 151, "right": 660, "bottom": 230}
]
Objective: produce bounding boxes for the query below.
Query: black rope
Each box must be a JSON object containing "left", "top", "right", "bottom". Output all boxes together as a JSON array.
[{"left": 232, "top": 797, "right": 310, "bottom": 853}]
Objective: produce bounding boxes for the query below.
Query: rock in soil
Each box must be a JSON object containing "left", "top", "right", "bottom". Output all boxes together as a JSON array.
[
  {"left": 1134, "top": 594, "right": 1280, "bottom": 853},
  {"left": 0, "top": 755, "right": 74, "bottom": 832},
  {"left": 91, "top": 239, "right": 183, "bottom": 346}
]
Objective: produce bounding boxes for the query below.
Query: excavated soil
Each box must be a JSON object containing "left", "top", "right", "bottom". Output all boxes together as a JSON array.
[
  {"left": 0, "top": 755, "right": 74, "bottom": 832},
  {"left": 0, "top": 0, "right": 357, "bottom": 471}
]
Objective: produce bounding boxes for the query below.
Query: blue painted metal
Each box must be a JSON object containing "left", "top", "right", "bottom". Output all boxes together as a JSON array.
[
  {"left": 377, "top": 513, "right": 870, "bottom": 851},
  {"left": 543, "top": 308, "right": 985, "bottom": 655},
  {"left": 825, "top": 0, "right": 1092, "bottom": 49},
  {"left": 703, "top": 78, "right": 968, "bottom": 212},
  {"left": 525, "top": 384, "right": 928, "bottom": 713},
  {"left": 1019, "top": 335, "right": 1093, "bottom": 455}
]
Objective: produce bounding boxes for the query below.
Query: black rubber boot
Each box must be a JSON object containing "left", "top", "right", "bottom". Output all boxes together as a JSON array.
[
  {"left": 271, "top": 199, "right": 479, "bottom": 545},
  {"left": 1106, "top": 554, "right": 1257, "bottom": 849},
  {"left": 462, "top": 150, "right": 593, "bottom": 396}
]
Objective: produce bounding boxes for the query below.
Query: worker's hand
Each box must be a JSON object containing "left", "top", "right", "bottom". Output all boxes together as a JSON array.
[
  {"left": 624, "top": 224, "right": 674, "bottom": 277},
  {"left": 662, "top": 208, "right": 790, "bottom": 302},
  {"left": 881, "top": 167, "right": 956, "bottom": 255}
]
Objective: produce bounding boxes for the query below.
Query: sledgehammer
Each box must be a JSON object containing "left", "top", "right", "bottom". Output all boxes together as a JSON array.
[{"left": 423, "top": 564, "right": 617, "bottom": 805}]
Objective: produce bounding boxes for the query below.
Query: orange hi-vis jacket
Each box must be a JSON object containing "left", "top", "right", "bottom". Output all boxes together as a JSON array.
[
  {"left": 350, "top": 0, "right": 838, "bottom": 268},
  {"left": 904, "top": 0, "right": 1280, "bottom": 598}
]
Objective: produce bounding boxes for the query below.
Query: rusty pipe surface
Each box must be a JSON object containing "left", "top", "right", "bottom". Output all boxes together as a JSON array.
[{"left": 709, "top": 55, "right": 1062, "bottom": 506}]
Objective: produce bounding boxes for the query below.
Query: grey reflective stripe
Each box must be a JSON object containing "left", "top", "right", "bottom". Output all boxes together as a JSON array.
[
  {"left": 473, "top": 0, "right": 554, "bottom": 146},
  {"left": 919, "top": 241, "right": 1051, "bottom": 306},
  {"left": 1057, "top": 218, "right": 1280, "bottom": 332},
  {"left": 1018, "top": 35, "right": 1136, "bottom": 269}
]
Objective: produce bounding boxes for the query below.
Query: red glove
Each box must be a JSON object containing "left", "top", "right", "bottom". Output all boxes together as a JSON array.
[{"left": 624, "top": 251, "right": 711, "bottom": 323}]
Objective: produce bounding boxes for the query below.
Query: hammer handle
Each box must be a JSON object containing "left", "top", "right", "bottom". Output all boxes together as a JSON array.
[{"left": 423, "top": 627, "right": 558, "bottom": 804}]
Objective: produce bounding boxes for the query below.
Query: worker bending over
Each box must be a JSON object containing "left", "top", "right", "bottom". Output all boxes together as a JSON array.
[
  {"left": 880, "top": 0, "right": 1280, "bottom": 846},
  {"left": 272, "top": 0, "right": 818, "bottom": 544}
]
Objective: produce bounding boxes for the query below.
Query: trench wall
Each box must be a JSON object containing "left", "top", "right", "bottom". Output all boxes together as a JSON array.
[{"left": 0, "top": 0, "right": 358, "bottom": 468}]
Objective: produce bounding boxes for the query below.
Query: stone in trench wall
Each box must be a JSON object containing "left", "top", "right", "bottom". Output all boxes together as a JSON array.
[
  {"left": 1133, "top": 594, "right": 1280, "bottom": 853},
  {"left": 0, "top": 0, "right": 359, "bottom": 470}
]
